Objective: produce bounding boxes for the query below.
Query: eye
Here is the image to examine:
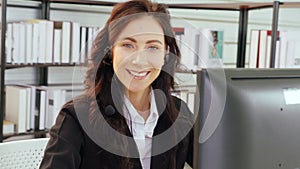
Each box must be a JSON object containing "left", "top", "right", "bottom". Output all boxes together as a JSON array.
[
  {"left": 147, "top": 45, "right": 160, "bottom": 51},
  {"left": 149, "top": 46, "right": 158, "bottom": 50},
  {"left": 122, "top": 43, "right": 135, "bottom": 49}
]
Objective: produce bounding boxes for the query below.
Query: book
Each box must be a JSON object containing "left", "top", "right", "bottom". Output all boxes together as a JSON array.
[
  {"left": 54, "top": 21, "right": 71, "bottom": 63},
  {"left": 249, "top": 29, "right": 285, "bottom": 68},
  {"left": 18, "top": 23, "right": 26, "bottom": 64},
  {"left": 169, "top": 27, "right": 224, "bottom": 69},
  {"left": 278, "top": 31, "right": 288, "bottom": 68},
  {"left": 5, "top": 85, "right": 28, "bottom": 133},
  {"left": 45, "top": 89, "right": 66, "bottom": 129},
  {"left": 80, "top": 26, "right": 87, "bottom": 64},
  {"left": 26, "top": 19, "right": 49, "bottom": 64},
  {"left": 6, "top": 23, "right": 13, "bottom": 64},
  {"left": 248, "top": 29, "right": 259, "bottom": 68},
  {"left": 258, "top": 30, "right": 268, "bottom": 68},
  {"left": 180, "top": 25, "right": 199, "bottom": 70},
  {"left": 173, "top": 27, "right": 184, "bottom": 57},
  {"left": 12, "top": 22, "right": 20, "bottom": 64},
  {"left": 209, "top": 30, "right": 224, "bottom": 59},
  {"left": 45, "top": 20, "right": 54, "bottom": 63},
  {"left": 86, "top": 26, "right": 94, "bottom": 62},
  {"left": 25, "top": 22, "right": 33, "bottom": 64},
  {"left": 38, "top": 84, "right": 84, "bottom": 129},
  {"left": 53, "top": 29, "right": 62, "bottom": 63},
  {"left": 198, "top": 29, "right": 224, "bottom": 68},
  {"left": 265, "top": 30, "right": 280, "bottom": 68},
  {"left": 3, "top": 120, "right": 15, "bottom": 135},
  {"left": 248, "top": 29, "right": 300, "bottom": 68},
  {"left": 34, "top": 88, "right": 47, "bottom": 130},
  {"left": 11, "top": 84, "right": 36, "bottom": 130},
  {"left": 85, "top": 26, "right": 100, "bottom": 63},
  {"left": 31, "top": 22, "right": 40, "bottom": 64},
  {"left": 187, "top": 92, "right": 195, "bottom": 114},
  {"left": 38, "top": 87, "right": 66, "bottom": 129},
  {"left": 284, "top": 30, "right": 300, "bottom": 68},
  {"left": 71, "top": 22, "right": 81, "bottom": 64}
]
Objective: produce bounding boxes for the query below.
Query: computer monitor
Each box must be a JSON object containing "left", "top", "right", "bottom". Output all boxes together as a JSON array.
[{"left": 194, "top": 68, "right": 300, "bottom": 169}]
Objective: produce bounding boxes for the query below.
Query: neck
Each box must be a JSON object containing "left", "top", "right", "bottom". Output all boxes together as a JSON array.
[{"left": 126, "top": 87, "right": 151, "bottom": 121}]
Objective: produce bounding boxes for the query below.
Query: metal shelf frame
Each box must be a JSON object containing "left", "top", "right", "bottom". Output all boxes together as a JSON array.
[{"left": 0, "top": 0, "right": 295, "bottom": 142}]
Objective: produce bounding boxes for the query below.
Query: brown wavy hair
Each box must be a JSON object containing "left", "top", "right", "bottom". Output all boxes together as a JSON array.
[{"left": 83, "top": 0, "right": 181, "bottom": 168}]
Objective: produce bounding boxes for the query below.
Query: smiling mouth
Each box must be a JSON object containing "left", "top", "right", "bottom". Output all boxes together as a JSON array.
[{"left": 127, "top": 69, "right": 150, "bottom": 78}]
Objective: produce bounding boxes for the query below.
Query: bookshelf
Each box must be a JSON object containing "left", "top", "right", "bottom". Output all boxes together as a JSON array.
[{"left": 1, "top": 0, "right": 299, "bottom": 142}]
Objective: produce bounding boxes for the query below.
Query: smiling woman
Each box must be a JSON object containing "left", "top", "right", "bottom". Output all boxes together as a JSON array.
[
  {"left": 113, "top": 16, "right": 166, "bottom": 103},
  {"left": 39, "top": 0, "right": 194, "bottom": 169}
]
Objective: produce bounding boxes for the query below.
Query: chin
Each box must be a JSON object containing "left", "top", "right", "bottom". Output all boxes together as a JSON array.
[
  {"left": 125, "top": 84, "right": 150, "bottom": 94},
  {"left": 127, "top": 87, "right": 147, "bottom": 93}
]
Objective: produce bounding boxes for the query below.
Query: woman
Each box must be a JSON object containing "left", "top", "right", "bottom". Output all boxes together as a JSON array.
[{"left": 40, "top": 0, "right": 194, "bottom": 168}]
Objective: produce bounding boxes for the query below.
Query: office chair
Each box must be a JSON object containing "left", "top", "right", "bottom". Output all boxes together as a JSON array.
[{"left": 0, "top": 138, "right": 49, "bottom": 169}]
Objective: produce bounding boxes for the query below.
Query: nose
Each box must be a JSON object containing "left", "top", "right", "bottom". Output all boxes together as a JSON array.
[{"left": 131, "top": 51, "right": 149, "bottom": 66}]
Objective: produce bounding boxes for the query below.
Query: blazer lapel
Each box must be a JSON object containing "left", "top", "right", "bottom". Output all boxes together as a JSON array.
[
  {"left": 150, "top": 112, "right": 174, "bottom": 169},
  {"left": 122, "top": 117, "right": 144, "bottom": 169}
]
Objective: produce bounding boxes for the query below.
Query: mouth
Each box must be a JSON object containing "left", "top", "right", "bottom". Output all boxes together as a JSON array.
[{"left": 126, "top": 69, "right": 150, "bottom": 79}]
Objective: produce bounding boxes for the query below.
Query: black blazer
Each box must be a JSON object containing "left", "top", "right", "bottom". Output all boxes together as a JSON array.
[{"left": 40, "top": 96, "right": 194, "bottom": 169}]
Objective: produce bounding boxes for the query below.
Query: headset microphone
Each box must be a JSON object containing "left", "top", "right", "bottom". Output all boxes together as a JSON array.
[{"left": 105, "top": 105, "right": 116, "bottom": 116}]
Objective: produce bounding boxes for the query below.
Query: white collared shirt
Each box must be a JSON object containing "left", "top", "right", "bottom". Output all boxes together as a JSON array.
[{"left": 123, "top": 88, "right": 159, "bottom": 169}]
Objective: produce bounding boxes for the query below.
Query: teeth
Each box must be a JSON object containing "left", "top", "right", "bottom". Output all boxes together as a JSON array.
[{"left": 129, "top": 70, "right": 148, "bottom": 77}]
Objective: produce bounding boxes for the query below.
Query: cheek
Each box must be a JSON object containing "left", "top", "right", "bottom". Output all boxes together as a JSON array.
[
  {"left": 112, "top": 56, "right": 120, "bottom": 73},
  {"left": 152, "top": 56, "right": 164, "bottom": 68},
  {"left": 112, "top": 50, "right": 126, "bottom": 72}
]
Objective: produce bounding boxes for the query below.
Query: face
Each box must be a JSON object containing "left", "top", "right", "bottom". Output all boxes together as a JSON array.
[{"left": 112, "top": 16, "right": 165, "bottom": 95}]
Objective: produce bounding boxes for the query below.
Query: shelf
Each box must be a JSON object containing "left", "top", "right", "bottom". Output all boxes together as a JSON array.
[
  {"left": 280, "top": 2, "right": 300, "bottom": 8},
  {"left": 168, "top": 2, "right": 299, "bottom": 10},
  {"left": 3, "top": 129, "right": 49, "bottom": 140},
  {"left": 168, "top": 2, "right": 275, "bottom": 11},
  {"left": 4, "top": 0, "right": 300, "bottom": 9},
  {"left": 5, "top": 0, "right": 41, "bottom": 8},
  {"left": 46, "top": 0, "right": 117, "bottom": 6},
  {"left": 1, "top": 0, "right": 299, "bottom": 142},
  {"left": 20, "top": 1, "right": 298, "bottom": 10},
  {"left": 4, "top": 63, "right": 86, "bottom": 69}
]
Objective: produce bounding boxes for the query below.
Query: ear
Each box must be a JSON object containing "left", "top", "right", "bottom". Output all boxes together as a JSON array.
[
  {"left": 104, "top": 46, "right": 112, "bottom": 60},
  {"left": 164, "top": 53, "right": 169, "bottom": 63},
  {"left": 103, "top": 46, "right": 112, "bottom": 66},
  {"left": 164, "top": 46, "right": 170, "bottom": 63}
]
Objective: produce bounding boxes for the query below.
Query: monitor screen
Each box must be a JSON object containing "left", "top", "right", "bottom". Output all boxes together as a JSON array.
[{"left": 194, "top": 68, "right": 300, "bottom": 169}]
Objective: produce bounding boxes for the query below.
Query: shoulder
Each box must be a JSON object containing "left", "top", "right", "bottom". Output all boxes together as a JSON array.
[
  {"left": 172, "top": 95, "right": 193, "bottom": 115},
  {"left": 54, "top": 95, "right": 96, "bottom": 137},
  {"left": 60, "top": 95, "right": 92, "bottom": 119},
  {"left": 60, "top": 95, "right": 113, "bottom": 141},
  {"left": 61, "top": 95, "right": 90, "bottom": 110},
  {"left": 51, "top": 95, "right": 91, "bottom": 131},
  {"left": 59, "top": 95, "right": 108, "bottom": 131},
  {"left": 171, "top": 95, "right": 195, "bottom": 127}
]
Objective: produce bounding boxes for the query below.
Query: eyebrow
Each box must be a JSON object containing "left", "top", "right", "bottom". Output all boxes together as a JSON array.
[{"left": 122, "top": 37, "right": 163, "bottom": 45}]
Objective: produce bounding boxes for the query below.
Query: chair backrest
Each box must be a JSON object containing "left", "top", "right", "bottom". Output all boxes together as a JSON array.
[{"left": 0, "top": 138, "right": 49, "bottom": 169}]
